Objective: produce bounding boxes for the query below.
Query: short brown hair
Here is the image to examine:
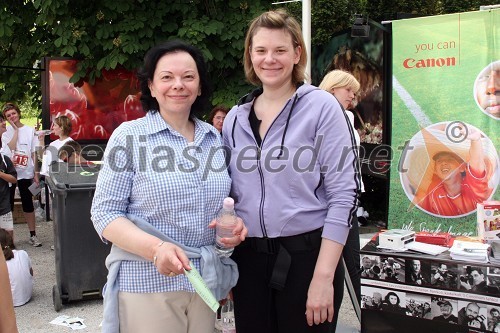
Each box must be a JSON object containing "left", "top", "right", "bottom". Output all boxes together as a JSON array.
[
  {"left": 0, "top": 228, "right": 15, "bottom": 260},
  {"left": 244, "top": 9, "right": 307, "bottom": 86},
  {"left": 208, "top": 105, "right": 229, "bottom": 124},
  {"left": 53, "top": 115, "right": 72, "bottom": 136},
  {"left": 2, "top": 102, "right": 21, "bottom": 118},
  {"left": 58, "top": 140, "right": 81, "bottom": 160}
]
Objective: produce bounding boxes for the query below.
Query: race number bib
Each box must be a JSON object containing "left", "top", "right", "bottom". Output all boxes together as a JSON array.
[{"left": 12, "top": 150, "right": 29, "bottom": 169}]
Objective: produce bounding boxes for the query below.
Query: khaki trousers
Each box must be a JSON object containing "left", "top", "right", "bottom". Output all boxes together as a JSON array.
[{"left": 118, "top": 291, "right": 216, "bottom": 333}]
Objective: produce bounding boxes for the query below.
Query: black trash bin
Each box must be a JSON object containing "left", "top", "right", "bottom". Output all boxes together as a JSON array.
[{"left": 46, "top": 162, "right": 110, "bottom": 311}]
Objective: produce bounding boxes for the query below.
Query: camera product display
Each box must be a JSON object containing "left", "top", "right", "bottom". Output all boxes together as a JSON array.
[
  {"left": 477, "top": 201, "right": 500, "bottom": 243},
  {"left": 378, "top": 229, "right": 415, "bottom": 250}
]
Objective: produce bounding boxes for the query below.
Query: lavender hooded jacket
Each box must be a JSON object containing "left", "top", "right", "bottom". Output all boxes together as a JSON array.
[{"left": 222, "top": 83, "right": 361, "bottom": 246}]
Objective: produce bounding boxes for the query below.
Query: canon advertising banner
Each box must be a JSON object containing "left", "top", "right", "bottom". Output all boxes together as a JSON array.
[{"left": 388, "top": 9, "right": 499, "bottom": 237}]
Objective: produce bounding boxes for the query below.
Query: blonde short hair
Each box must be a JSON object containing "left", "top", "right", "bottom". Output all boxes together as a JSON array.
[
  {"left": 318, "top": 70, "right": 360, "bottom": 93},
  {"left": 244, "top": 9, "right": 307, "bottom": 86},
  {"left": 53, "top": 115, "right": 72, "bottom": 136}
]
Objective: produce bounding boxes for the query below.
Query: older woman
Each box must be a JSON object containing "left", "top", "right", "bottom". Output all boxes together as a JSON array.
[
  {"left": 91, "top": 40, "right": 246, "bottom": 333},
  {"left": 207, "top": 105, "right": 229, "bottom": 133},
  {"left": 319, "top": 70, "right": 363, "bottom": 303},
  {"left": 318, "top": 69, "right": 361, "bottom": 154}
]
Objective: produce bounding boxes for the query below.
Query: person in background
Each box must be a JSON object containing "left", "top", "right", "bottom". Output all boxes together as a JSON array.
[
  {"left": 39, "top": 115, "right": 73, "bottom": 176},
  {"left": 0, "top": 228, "right": 33, "bottom": 307},
  {"left": 0, "top": 113, "right": 7, "bottom": 152},
  {"left": 319, "top": 69, "right": 362, "bottom": 302},
  {"left": 1, "top": 102, "right": 42, "bottom": 247},
  {"left": 38, "top": 115, "right": 73, "bottom": 225},
  {"left": 223, "top": 9, "right": 359, "bottom": 333},
  {"left": 91, "top": 40, "right": 246, "bottom": 333},
  {"left": 207, "top": 105, "right": 228, "bottom": 134},
  {"left": 0, "top": 247, "right": 19, "bottom": 333},
  {"left": 58, "top": 141, "right": 89, "bottom": 165},
  {"left": 0, "top": 113, "right": 18, "bottom": 242}
]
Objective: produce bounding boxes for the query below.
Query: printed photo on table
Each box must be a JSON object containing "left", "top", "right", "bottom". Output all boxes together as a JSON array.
[{"left": 405, "top": 293, "right": 433, "bottom": 319}]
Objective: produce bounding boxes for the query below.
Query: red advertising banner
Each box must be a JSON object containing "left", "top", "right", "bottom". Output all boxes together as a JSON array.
[{"left": 42, "top": 58, "right": 144, "bottom": 142}]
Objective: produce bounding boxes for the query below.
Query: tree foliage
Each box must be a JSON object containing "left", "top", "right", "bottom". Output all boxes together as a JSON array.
[
  {"left": 0, "top": 0, "right": 498, "bottom": 117},
  {"left": 283, "top": 0, "right": 364, "bottom": 46},
  {"left": 0, "top": 0, "right": 271, "bottom": 114},
  {"left": 365, "top": 0, "right": 498, "bottom": 21}
]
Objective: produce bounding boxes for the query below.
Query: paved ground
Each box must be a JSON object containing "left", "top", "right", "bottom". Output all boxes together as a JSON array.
[{"left": 11, "top": 220, "right": 361, "bottom": 333}]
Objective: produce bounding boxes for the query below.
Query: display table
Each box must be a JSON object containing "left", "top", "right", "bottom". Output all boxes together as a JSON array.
[{"left": 360, "top": 235, "right": 500, "bottom": 333}]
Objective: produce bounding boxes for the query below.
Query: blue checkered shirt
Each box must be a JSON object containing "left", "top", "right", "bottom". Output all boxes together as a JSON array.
[{"left": 91, "top": 111, "right": 231, "bottom": 293}]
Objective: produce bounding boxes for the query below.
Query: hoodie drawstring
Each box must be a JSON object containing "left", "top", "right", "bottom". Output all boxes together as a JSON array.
[
  {"left": 231, "top": 116, "right": 237, "bottom": 148},
  {"left": 277, "top": 94, "right": 299, "bottom": 159}
]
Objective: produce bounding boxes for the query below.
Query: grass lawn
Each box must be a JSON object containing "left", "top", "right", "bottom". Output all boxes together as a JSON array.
[{"left": 22, "top": 117, "right": 39, "bottom": 128}]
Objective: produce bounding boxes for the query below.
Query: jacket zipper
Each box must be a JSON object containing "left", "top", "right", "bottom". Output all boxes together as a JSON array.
[
  {"left": 255, "top": 98, "right": 292, "bottom": 238},
  {"left": 256, "top": 147, "right": 267, "bottom": 237}
]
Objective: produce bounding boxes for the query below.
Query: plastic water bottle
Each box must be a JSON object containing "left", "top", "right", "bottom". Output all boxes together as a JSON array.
[
  {"left": 221, "top": 298, "right": 236, "bottom": 333},
  {"left": 35, "top": 130, "right": 52, "bottom": 136},
  {"left": 215, "top": 197, "right": 237, "bottom": 257}
]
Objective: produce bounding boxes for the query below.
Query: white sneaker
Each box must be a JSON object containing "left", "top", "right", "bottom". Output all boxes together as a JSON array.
[
  {"left": 29, "top": 235, "right": 42, "bottom": 247},
  {"left": 214, "top": 318, "right": 223, "bottom": 332}
]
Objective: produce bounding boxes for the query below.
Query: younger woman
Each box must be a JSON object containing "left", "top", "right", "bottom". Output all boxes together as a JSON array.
[
  {"left": 39, "top": 115, "right": 73, "bottom": 176},
  {"left": 225, "top": 10, "right": 360, "bottom": 333}
]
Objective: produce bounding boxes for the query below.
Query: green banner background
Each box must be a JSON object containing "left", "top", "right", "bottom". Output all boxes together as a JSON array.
[{"left": 389, "top": 9, "right": 499, "bottom": 235}]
